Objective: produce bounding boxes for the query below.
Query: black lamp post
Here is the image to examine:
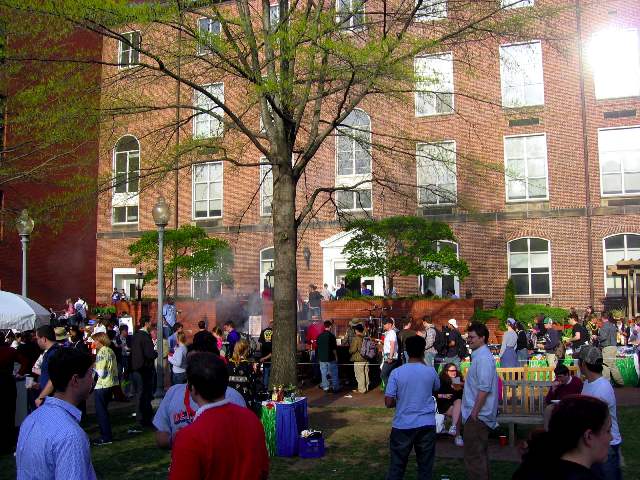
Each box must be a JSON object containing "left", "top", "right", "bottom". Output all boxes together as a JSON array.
[{"left": 135, "top": 270, "right": 145, "bottom": 301}]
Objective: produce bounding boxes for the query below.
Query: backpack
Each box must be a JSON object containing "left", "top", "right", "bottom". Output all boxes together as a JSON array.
[
  {"left": 526, "top": 331, "right": 535, "bottom": 351},
  {"left": 554, "top": 338, "right": 566, "bottom": 359},
  {"left": 360, "top": 337, "right": 378, "bottom": 360},
  {"left": 432, "top": 327, "right": 447, "bottom": 355}
]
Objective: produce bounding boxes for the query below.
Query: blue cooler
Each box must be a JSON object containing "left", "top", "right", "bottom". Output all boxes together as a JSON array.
[{"left": 298, "top": 436, "right": 325, "bottom": 458}]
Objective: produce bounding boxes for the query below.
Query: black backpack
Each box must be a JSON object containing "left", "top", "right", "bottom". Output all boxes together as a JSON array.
[{"left": 432, "top": 327, "right": 447, "bottom": 355}]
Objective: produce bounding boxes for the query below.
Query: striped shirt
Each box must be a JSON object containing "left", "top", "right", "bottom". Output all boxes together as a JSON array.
[{"left": 16, "top": 397, "right": 97, "bottom": 480}]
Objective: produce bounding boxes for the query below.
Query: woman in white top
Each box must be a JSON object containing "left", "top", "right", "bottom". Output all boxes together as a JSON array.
[
  {"left": 499, "top": 318, "right": 519, "bottom": 368},
  {"left": 169, "top": 332, "right": 188, "bottom": 385}
]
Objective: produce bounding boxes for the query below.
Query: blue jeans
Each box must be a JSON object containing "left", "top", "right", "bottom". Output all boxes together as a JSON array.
[
  {"left": 387, "top": 426, "right": 436, "bottom": 480},
  {"left": 319, "top": 361, "right": 340, "bottom": 391},
  {"left": 262, "top": 363, "right": 271, "bottom": 390},
  {"left": 516, "top": 348, "right": 529, "bottom": 366},
  {"left": 94, "top": 387, "right": 113, "bottom": 442},
  {"left": 592, "top": 444, "right": 622, "bottom": 480},
  {"left": 424, "top": 352, "right": 436, "bottom": 367},
  {"left": 171, "top": 371, "right": 187, "bottom": 385}
]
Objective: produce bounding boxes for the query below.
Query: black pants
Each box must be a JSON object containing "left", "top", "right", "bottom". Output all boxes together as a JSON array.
[
  {"left": 387, "top": 425, "right": 436, "bottom": 480},
  {"left": 0, "top": 375, "right": 16, "bottom": 453},
  {"left": 94, "top": 387, "right": 113, "bottom": 441},
  {"left": 381, "top": 359, "right": 399, "bottom": 387},
  {"left": 132, "top": 368, "right": 153, "bottom": 427}
]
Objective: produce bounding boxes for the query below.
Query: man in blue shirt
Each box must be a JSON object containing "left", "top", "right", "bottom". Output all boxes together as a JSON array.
[
  {"left": 17, "top": 347, "right": 97, "bottom": 480},
  {"left": 461, "top": 322, "right": 498, "bottom": 480},
  {"left": 34, "top": 325, "right": 61, "bottom": 408},
  {"left": 162, "top": 298, "right": 178, "bottom": 339},
  {"left": 384, "top": 335, "right": 440, "bottom": 480}
]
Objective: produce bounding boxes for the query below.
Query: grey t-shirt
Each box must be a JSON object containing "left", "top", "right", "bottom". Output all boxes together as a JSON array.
[
  {"left": 598, "top": 322, "right": 617, "bottom": 348},
  {"left": 153, "top": 383, "right": 246, "bottom": 443}
]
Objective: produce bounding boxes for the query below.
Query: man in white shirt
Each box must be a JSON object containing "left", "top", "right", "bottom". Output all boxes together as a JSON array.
[
  {"left": 381, "top": 318, "right": 399, "bottom": 386},
  {"left": 579, "top": 345, "right": 623, "bottom": 480}
]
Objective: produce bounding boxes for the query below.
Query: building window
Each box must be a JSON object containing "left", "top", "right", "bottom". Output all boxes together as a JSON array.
[
  {"left": 590, "top": 29, "right": 640, "bottom": 100},
  {"left": 260, "top": 247, "right": 274, "bottom": 295},
  {"left": 193, "top": 162, "right": 223, "bottom": 219},
  {"left": 420, "top": 241, "right": 459, "bottom": 296},
  {"left": 499, "top": 41, "right": 544, "bottom": 108},
  {"left": 193, "top": 83, "right": 224, "bottom": 138},
  {"left": 504, "top": 134, "right": 548, "bottom": 201},
  {"left": 508, "top": 237, "right": 551, "bottom": 296},
  {"left": 269, "top": 4, "right": 280, "bottom": 28},
  {"left": 415, "top": 0, "right": 447, "bottom": 21},
  {"left": 415, "top": 53, "right": 454, "bottom": 116},
  {"left": 501, "top": 0, "right": 534, "bottom": 8},
  {"left": 112, "top": 135, "right": 140, "bottom": 225},
  {"left": 197, "top": 17, "right": 221, "bottom": 55},
  {"left": 336, "top": 109, "right": 372, "bottom": 211},
  {"left": 416, "top": 141, "right": 457, "bottom": 205},
  {"left": 336, "top": 0, "right": 364, "bottom": 29},
  {"left": 260, "top": 162, "right": 273, "bottom": 216},
  {"left": 604, "top": 234, "right": 640, "bottom": 296},
  {"left": 599, "top": 127, "right": 640, "bottom": 196},
  {"left": 192, "top": 271, "right": 222, "bottom": 299},
  {"left": 118, "top": 31, "right": 141, "bottom": 69}
]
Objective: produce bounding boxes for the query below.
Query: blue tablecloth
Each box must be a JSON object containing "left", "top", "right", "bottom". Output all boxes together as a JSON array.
[{"left": 262, "top": 397, "right": 309, "bottom": 457}]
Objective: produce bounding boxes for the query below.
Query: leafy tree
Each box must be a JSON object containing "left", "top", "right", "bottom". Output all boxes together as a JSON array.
[
  {"left": 128, "top": 225, "right": 233, "bottom": 297},
  {"left": 503, "top": 277, "right": 516, "bottom": 320},
  {"left": 342, "top": 216, "right": 468, "bottom": 294}
]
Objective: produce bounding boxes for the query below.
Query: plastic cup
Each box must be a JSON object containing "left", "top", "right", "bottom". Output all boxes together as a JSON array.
[{"left": 499, "top": 435, "right": 508, "bottom": 447}]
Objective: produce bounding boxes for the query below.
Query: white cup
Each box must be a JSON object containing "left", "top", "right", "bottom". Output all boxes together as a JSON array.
[{"left": 25, "top": 376, "right": 34, "bottom": 389}]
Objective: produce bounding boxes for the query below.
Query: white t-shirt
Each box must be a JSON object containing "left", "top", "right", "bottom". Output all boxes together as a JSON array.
[
  {"left": 383, "top": 329, "right": 398, "bottom": 359},
  {"left": 582, "top": 376, "right": 622, "bottom": 445}
]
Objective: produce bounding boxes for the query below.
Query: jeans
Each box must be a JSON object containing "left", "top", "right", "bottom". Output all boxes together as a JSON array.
[
  {"left": 132, "top": 368, "right": 154, "bottom": 427},
  {"left": 262, "top": 363, "right": 271, "bottom": 390},
  {"left": 424, "top": 352, "right": 436, "bottom": 367},
  {"left": 463, "top": 417, "right": 491, "bottom": 480},
  {"left": 381, "top": 359, "right": 399, "bottom": 387},
  {"left": 319, "top": 361, "right": 340, "bottom": 391},
  {"left": 592, "top": 444, "right": 622, "bottom": 480},
  {"left": 171, "top": 371, "right": 187, "bottom": 385},
  {"left": 516, "top": 348, "right": 529, "bottom": 366},
  {"left": 94, "top": 387, "right": 113, "bottom": 442},
  {"left": 386, "top": 426, "right": 436, "bottom": 480}
]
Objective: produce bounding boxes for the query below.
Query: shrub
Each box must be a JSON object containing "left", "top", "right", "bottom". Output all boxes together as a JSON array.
[
  {"left": 472, "top": 304, "right": 569, "bottom": 330},
  {"left": 503, "top": 279, "right": 516, "bottom": 320}
]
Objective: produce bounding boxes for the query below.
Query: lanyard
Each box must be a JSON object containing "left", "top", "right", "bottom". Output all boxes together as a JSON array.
[{"left": 183, "top": 386, "right": 196, "bottom": 419}]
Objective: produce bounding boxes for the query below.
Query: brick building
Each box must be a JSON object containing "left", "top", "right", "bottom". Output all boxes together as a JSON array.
[{"left": 95, "top": 0, "right": 640, "bottom": 311}]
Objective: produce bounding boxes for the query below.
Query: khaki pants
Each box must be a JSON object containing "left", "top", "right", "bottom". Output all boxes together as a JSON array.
[
  {"left": 602, "top": 346, "right": 624, "bottom": 386},
  {"left": 463, "top": 417, "right": 491, "bottom": 480},
  {"left": 546, "top": 353, "right": 558, "bottom": 369},
  {"left": 354, "top": 362, "right": 369, "bottom": 393}
]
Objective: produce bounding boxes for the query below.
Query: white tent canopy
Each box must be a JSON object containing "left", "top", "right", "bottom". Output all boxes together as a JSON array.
[{"left": 0, "top": 291, "right": 50, "bottom": 331}]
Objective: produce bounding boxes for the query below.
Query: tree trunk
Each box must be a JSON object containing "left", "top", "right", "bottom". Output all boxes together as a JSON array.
[{"left": 270, "top": 162, "right": 298, "bottom": 388}]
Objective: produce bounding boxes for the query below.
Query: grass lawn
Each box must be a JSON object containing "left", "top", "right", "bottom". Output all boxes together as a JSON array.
[{"left": 1, "top": 404, "right": 638, "bottom": 479}]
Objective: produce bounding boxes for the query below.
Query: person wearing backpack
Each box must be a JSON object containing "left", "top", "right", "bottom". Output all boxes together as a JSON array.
[
  {"left": 442, "top": 319, "right": 465, "bottom": 368},
  {"left": 349, "top": 325, "right": 368, "bottom": 393}
]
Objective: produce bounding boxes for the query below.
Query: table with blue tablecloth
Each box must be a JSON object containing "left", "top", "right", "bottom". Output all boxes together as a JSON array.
[{"left": 260, "top": 397, "right": 309, "bottom": 457}]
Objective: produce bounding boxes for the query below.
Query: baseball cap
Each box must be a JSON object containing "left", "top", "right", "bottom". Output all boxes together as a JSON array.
[
  {"left": 578, "top": 345, "right": 603, "bottom": 364},
  {"left": 544, "top": 318, "right": 553, "bottom": 325},
  {"left": 507, "top": 318, "right": 516, "bottom": 326},
  {"left": 448, "top": 319, "right": 458, "bottom": 329}
]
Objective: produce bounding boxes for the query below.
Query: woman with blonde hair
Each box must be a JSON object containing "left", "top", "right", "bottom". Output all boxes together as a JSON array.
[
  {"left": 228, "top": 339, "right": 260, "bottom": 413},
  {"left": 168, "top": 332, "right": 188, "bottom": 385},
  {"left": 92, "top": 331, "right": 119, "bottom": 445}
]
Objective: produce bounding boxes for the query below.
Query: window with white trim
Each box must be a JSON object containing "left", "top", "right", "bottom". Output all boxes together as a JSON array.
[
  {"left": 197, "top": 17, "right": 221, "bottom": 55},
  {"left": 193, "top": 162, "right": 223, "bottom": 219},
  {"left": 504, "top": 134, "right": 548, "bottom": 201},
  {"left": 501, "top": 0, "right": 534, "bottom": 8},
  {"left": 415, "top": 53, "right": 454, "bottom": 116},
  {"left": 590, "top": 29, "right": 640, "bottom": 100},
  {"left": 499, "top": 42, "right": 544, "bottom": 107},
  {"left": 112, "top": 135, "right": 140, "bottom": 225},
  {"left": 118, "top": 31, "right": 141, "bottom": 69},
  {"left": 416, "top": 141, "right": 456, "bottom": 205},
  {"left": 599, "top": 127, "right": 640, "bottom": 196},
  {"left": 192, "top": 271, "right": 222, "bottom": 299},
  {"left": 270, "top": 4, "right": 280, "bottom": 28},
  {"left": 260, "top": 247, "right": 274, "bottom": 294},
  {"left": 260, "top": 162, "right": 273, "bottom": 216},
  {"left": 415, "top": 0, "right": 447, "bottom": 21},
  {"left": 420, "top": 240, "right": 459, "bottom": 296},
  {"left": 336, "top": 0, "right": 364, "bottom": 29},
  {"left": 508, "top": 237, "right": 551, "bottom": 296},
  {"left": 336, "top": 109, "right": 372, "bottom": 211},
  {"left": 193, "top": 83, "right": 224, "bottom": 138},
  {"left": 604, "top": 234, "right": 640, "bottom": 296}
]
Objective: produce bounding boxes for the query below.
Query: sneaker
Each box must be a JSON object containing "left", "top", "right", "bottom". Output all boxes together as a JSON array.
[
  {"left": 448, "top": 425, "right": 457, "bottom": 436},
  {"left": 92, "top": 439, "right": 113, "bottom": 446},
  {"left": 454, "top": 435, "right": 464, "bottom": 447}
]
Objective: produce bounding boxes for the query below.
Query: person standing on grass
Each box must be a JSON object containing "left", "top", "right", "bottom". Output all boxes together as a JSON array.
[
  {"left": 594, "top": 313, "right": 624, "bottom": 387},
  {"left": 381, "top": 318, "right": 399, "bottom": 387},
  {"left": 579, "top": 346, "right": 623, "bottom": 480},
  {"left": 129, "top": 316, "right": 157, "bottom": 433},
  {"left": 317, "top": 320, "right": 340, "bottom": 393},
  {"left": 169, "top": 332, "right": 188, "bottom": 385},
  {"left": 384, "top": 335, "right": 439, "bottom": 480},
  {"left": 461, "top": 322, "right": 498, "bottom": 480},
  {"left": 349, "top": 324, "right": 368, "bottom": 394},
  {"left": 91, "top": 332, "right": 119, "bottom": 446},
  {"left": 258, "top": 318, "right": 273, "bottom": 390},
  {"left": 542, "top": 318, "right": 561, "bottom": 369},
  {"left": 33, "top": 325, "right": 61, "bottom": 408},
  {"left": 16, "top": 348, "right": 96, "bottom": 480}
]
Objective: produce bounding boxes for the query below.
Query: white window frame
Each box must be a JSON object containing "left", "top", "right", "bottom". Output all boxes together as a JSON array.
[
  {"left": 419, "top": 240, "right": 460, "bottom": 296},
  {"left": 112, "top": 135, "right": 140, "bottom": 225},
  {"left": 260, "top": 161, "right": 273, "bottom": 217},
  {"left": 602, "top": 233, "right": 640, "bottom": 296},
  {"left": 197, "top": 17, "right": 221, "bottom": 56},
  {"left": 117, "top": 31, "right": 140, "bottom": 70},
  {"left": 193, "top": 83, "right": 224, "bottom": 139},
  {"left": 192, "top": 162, "right": 224, "bottom": 220},
  {"left": 335, "top": 109, "right": 372, "bottom": 212},
  {"left": 269, "top": 3, "right": 280, "bottom": 28},
  {"left": 507, "top": 237, "right": 552, "bottom": 297},
  {"left": 414, "top": 53, "right": 454, "bottom": 117},
  {"left": 335, "top": 189, "right": 373, "bottom": 212},
  {"left": 336, "top": 0, "right": 365, "bottom": 30},
  {"left": 499, "top": 41, "right": 544, "bottom": 108},
  {"left": 416, "top": 140, "right": 457, "bottom": 206},
  {"left": 191, "top": 271, "right": 222, "bottom": 299},
  {"left": 503, "top": 133, "right": 549, "bottom": 203},
  {"left": 415, "top": 0, "right": 447, "bottom": 21},
  {"left": 598, "top": 126, "right": 640, "bottom": 197},
  {"left": 260, "top": 247, "right": 275, "bottom": 295},
  {"left": 501, "top": 0, "right": 534, "bottom": 8},
  {"left": 590, "top": 28, "right": 640, "bottom": 100}
]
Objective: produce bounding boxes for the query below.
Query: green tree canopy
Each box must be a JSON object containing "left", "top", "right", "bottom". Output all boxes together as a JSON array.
[
  {"left": 342, "top": 216, "right": 469, "bottom": 294},
  {"left": 128, "top": 225, "right": 233, "bottom": 296}
]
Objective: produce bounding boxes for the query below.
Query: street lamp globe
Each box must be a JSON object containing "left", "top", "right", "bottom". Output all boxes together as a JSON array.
[
  {"left": 152, "top": 196, "right": 171, "bottom": 227},
  {"left": 16, "top": 209, "right": 35, "bottom": 236}
]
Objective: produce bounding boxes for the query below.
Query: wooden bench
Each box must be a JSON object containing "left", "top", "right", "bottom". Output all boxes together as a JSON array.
[{"left": 498, "top": 379, "right": 553, "bottom": 446}]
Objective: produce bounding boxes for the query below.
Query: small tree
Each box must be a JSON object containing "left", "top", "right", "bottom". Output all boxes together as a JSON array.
[
  {"left": 342, "top": 216, "right": 469, "bottom": 294},
  {"left": 503, "top": 278, "right": 517, "bottom": 321},
  {"left": 128, "top": 225, "right": 233, "bottom": 296}
]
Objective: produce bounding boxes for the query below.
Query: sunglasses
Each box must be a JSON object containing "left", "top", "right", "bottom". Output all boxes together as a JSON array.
[{"left": 446, "top": 369, "right": 458, "bottom": 373}]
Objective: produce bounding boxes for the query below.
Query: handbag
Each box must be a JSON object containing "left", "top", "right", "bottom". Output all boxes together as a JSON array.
[{"left": 433, "top": 396, "right": 445, "bottom": 433}]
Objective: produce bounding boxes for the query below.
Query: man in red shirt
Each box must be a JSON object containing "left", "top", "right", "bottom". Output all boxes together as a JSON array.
[
  {"left": 543, "top": 363, "right": 583, "bottom": 430},
  {"left": 169, "top": 352, "right": 269, "bottom": 480}
]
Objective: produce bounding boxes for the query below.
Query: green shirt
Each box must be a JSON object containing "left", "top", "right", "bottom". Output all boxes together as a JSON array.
[
  {"left": 317, "top": 331, "right": 337, "bottom": 362},
  {"left": 95, "top": 346, "right": 119, "bottom": 389}
]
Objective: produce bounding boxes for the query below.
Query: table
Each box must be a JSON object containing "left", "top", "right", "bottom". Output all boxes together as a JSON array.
[{"left": 260, "top": 397, "right": 309, "bottom": 457}]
